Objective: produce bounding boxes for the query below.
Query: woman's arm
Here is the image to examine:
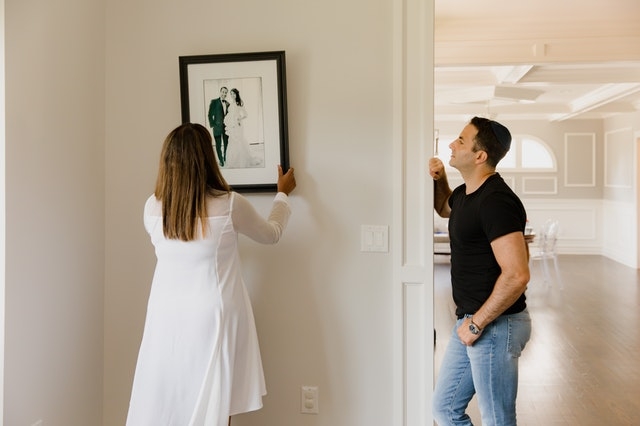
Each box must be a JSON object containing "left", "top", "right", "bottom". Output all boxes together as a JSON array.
[
  {"left": 231, "top": 192, "right": 291, "bottom": 244},
  {"left": 231, "top": 165, "right": 296, "bottom": 243}
]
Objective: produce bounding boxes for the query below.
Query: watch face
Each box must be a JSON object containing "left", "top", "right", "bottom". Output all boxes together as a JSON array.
[{"left": 469, "top": 323, "right": 480, "bottom": 335}]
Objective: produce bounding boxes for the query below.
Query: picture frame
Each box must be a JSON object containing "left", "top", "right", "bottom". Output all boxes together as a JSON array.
[{"left": 179, "top": 51, "right": 289, "bottom": 193}]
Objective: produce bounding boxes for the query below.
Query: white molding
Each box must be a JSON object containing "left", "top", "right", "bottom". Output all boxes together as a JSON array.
[
  {"left": 522, "top": 176, "right": 557, "bottom": 194},
  {"left": 403, "top": 282, "right": 426, "bottom": 426},
  {"left": 564, "top": 133, "right": 596, "bottom": 187},
  {"left": 393, "top": 0, "right": 433, "bottom": 424}
]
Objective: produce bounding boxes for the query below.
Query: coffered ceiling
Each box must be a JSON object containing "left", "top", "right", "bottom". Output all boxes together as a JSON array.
[{"left": 434, "top": 0, "right": 640, "bottom": 122}]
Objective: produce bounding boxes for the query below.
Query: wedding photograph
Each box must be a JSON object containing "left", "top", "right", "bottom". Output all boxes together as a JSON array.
[{"left": 179, "top": 51, "right": 289, "bottom": 192}]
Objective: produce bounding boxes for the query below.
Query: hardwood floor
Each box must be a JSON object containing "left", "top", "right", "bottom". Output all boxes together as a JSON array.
[{"left": 434, "top": 255, "right": 640, "bottom": 426}]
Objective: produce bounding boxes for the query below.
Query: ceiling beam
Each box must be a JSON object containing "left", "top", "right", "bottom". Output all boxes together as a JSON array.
[
  {"left": 493, "top": 65, "right": 534, "bottom": 84},
  {"left": 552, "top": 83, "right": 640, "bottom": 121}
]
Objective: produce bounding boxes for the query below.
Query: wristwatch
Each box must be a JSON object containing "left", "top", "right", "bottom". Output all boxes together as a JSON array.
[{"left": 469, "top": 319, "right": 482, "bottom": 335}]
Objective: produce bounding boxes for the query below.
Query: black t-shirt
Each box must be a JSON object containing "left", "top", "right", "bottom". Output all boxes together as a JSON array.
[{"left": 448, "top": 173, "right": 527, "bottom": 318}]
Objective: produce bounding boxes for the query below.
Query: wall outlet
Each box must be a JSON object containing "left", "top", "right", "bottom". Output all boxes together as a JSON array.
[{"left": 300, "top": 385, "right": 319, "bottom": 414}]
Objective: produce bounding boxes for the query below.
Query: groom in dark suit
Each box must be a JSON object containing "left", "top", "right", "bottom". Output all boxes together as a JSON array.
[{"left": 207, "top": 86, "right": 229, "bottom": 166}]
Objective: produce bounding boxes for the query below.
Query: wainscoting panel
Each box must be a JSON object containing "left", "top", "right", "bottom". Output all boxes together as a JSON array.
[
  {"left": 522, "top": 176, "right": 557, "bottom": 195},
  {"left": 522, "top": 199, "right": 602, "bottom": 254},
  {"left": 404, "top": 282, "right": 428, "bottom": 426},
  {"left": 564, "top": 133, "right": 596, "bottom": 187}
]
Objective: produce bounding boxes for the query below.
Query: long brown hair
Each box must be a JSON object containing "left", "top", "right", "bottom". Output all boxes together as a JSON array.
[{"left": 154, "top": 123, "right": 230, "bottom": 240}]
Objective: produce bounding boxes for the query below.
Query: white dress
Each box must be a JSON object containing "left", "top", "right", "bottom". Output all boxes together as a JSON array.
[
  {"left": 127, "top": 191, "right": 291, "bottom": 426},
  {"left": 224, "top": 104, "right": 252, "bottom": 168}
]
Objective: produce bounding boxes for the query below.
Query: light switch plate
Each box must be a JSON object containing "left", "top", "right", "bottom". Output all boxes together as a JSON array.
[{"left": 361, "top": 225, "right": 389, "bottom": 252}]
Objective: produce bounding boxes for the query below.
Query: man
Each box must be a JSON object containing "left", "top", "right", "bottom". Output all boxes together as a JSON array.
[
  {"left": 430, "top": 117, "right": 531, "bottom": 426},
  {"left": 207, "top": 86, "right": 229, "bottom": 166}
]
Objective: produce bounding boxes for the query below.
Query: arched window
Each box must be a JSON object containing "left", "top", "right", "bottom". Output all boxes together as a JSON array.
[{"left": 499, "top": 136, "right": 556, "bottom": 171}]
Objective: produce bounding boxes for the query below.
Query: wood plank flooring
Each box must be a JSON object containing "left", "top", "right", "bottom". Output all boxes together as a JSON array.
[{"left": 434, "top": 255, "right": 640, "bottom": 426}]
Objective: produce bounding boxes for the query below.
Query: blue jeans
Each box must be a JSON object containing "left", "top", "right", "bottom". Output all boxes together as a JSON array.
[{"left": 433, "top": 310, "right": 531, "bottom": 426}]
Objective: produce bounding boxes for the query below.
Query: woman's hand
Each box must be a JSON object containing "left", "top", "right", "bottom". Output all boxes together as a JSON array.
[{"left": 277, "top": 165, "right": 296, "bottom": 195}]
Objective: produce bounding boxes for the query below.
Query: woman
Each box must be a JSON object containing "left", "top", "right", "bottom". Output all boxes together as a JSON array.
[
  {"left": 223, "top": 88, "right": 252, "bottom": 168},
  {"left": 126, "top": 123, "right": 296, "bottom": 426}
]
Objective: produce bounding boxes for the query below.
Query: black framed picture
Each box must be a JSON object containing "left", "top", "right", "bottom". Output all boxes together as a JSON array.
[{"left": 179, "top": 51, "right": 289, "bottom": 193}]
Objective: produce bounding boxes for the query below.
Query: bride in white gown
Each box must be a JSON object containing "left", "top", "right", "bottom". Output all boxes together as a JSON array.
[{"left": 224, "top": 88, "right": 252, "bottom": 168}]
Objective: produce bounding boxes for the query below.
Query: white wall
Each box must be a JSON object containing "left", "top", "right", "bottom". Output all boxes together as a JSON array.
[
  {"left": 602, "top": 112, "right": 640, "bottom": 267},
  {"left": 4, "top": 0, "right": 106, "bottom": 424},
  {"left": 104, "top": 0, "right": 398, "bottom": 425}
]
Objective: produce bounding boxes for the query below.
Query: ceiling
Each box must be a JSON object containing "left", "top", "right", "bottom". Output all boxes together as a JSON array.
[{"left": 434, "top": 0, "right": 640, "bottom": 122}]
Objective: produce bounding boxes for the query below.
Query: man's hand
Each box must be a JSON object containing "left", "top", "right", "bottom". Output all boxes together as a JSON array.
[
  {"left": 429, "top": 157, "right": 446, "bottom": 180},
  {"left": 457, "top": 317, "right": 481, "bottom": 346},
  {"left": 430, "top": 157, "right": 452, "bottom": 217}
]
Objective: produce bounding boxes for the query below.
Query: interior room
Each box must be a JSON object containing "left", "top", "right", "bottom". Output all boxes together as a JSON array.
[
  {"left": 434, "top": 0, "right": 640, "bottom": 266},
  {"left": 433, "top": 1, "right": 640, "bottom": 424},
  {"left": 1, "top": 0, "right": 638, "bottom": 425}
]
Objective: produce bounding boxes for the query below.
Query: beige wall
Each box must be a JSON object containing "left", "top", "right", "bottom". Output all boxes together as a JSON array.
[
  {"left": 104, "top": 0, "right": 396, "bottom": 425},
  {"left": 0, "top": 0, "right": 5, "bottom": 421},
  {"left": 4, "top": 0, "right": 401, "bottom": 424},
  {"left": 4, "top": 0, "right": 106, "bottom": 424}
]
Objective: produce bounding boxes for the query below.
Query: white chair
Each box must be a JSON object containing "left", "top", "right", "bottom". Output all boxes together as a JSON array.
[{"left": 529, "top": 219, "right": 562, "bottom": 288}]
